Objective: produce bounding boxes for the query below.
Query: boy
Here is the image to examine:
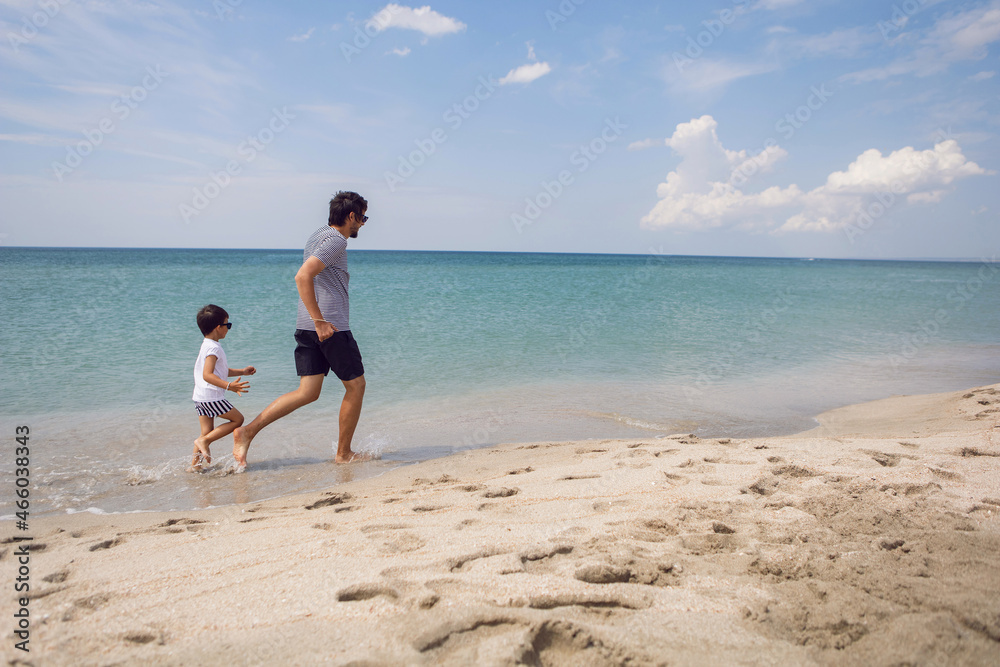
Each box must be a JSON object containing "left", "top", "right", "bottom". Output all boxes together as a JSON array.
[{"left": 191, "top": 304, "right": 256, "bottom": 471}]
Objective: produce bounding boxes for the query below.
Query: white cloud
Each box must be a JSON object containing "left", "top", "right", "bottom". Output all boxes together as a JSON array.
[
  {"left": 628, "top": 138, "right": 660, "bottom": 151},
  {"left": 755, "top": 0, "right": 805, "bottom": 8},
  {"left": 970, "top": 70, "right": 996, "bottom": 80},
  {"left": 289, "top": 28, "right": 315, "bottom": 42},
  {"left": 371, "top": 4, "right": 466, "bottom": 37},
  {"left": 784, "top": 27, "right": 876, "bottom": 58},
  {"left": 843, "top": 1, "right": 1000, "bottom": 82},
  {"left": 666, "top": 57, "right": 779, "bottom": 92},
  {"left": 387, "top": 46, "right": 412, "bottom": 56},
  {"left": 499, "top": 62, "right": 552, "bottom": 85},
  {"left": 0, "top": 133, "right": 64, "bottom": 146},
  {"left": 641, "top": 116, "right": 989, "bottom": 234}
]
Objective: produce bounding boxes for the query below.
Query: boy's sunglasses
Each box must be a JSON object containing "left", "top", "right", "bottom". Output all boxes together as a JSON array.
[{"left": 222, "top": 322, "right": 233, "bottom": 329}]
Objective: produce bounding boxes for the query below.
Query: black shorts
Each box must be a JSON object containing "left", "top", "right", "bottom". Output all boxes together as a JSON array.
[{"left": 293, "top": 329, "right": 365, "bottom": 381}]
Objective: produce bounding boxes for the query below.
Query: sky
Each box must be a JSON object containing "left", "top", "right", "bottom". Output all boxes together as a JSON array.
[{"left": 0, "top": 0, "right": 998, "bottom": 258}]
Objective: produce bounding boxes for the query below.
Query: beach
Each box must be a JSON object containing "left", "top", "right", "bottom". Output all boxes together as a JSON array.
[{"left": 8, "top": 384, "right": 1000, "bottom": 666}]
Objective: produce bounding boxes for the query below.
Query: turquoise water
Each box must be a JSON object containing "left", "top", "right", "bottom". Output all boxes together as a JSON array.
[{"left": 2, "top": 248, "right": 999, "bottom": 516}]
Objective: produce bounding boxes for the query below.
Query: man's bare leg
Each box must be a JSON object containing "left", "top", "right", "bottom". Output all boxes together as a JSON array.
[
  {"left": 233, "top": 374, "right": 325, "bottom": 469},
  {"left": 335, "top": 375, "right": 369, "bottom": 463}
]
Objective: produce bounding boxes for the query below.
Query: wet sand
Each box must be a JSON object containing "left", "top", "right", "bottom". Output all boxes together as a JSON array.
[{"left": 6, "top": 384, "right": 1000, "bottom": 665}]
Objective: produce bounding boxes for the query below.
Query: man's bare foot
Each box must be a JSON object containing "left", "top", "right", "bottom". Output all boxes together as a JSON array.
[
  {"left": 232, "top": 426, "right": 250, "bottom": 468},
  {"left": 193, "top": 437, "right": 211, "bottom": 464},
  {"left": 335, "top": 450, "right": 377, "bottom": 463}
]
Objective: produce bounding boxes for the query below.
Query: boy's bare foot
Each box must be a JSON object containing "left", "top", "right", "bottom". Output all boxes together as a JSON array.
[
  {"left": 188, "top": 453, "right": 206, "bottom": 473},
  {"left": 335, "top": 450, "right": 377, "bottom": 463},
  {"left": 193, "top": 437, "right": 212, "bottom": 464},
  {"left": 233, "top": 427, "right": 250, "bottom": 468}
]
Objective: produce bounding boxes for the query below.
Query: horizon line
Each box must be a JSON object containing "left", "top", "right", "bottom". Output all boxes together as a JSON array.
[{"left": 0, "top": 245, "right": 995, "bottom": 263}]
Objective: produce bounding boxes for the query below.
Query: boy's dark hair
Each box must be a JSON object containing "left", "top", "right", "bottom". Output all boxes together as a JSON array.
[
  {"left": 328, "top": 191, "right": 368, "bottom": 227},
  {"left": 196, "top": 304, "right": 229, "bottom": 335}
]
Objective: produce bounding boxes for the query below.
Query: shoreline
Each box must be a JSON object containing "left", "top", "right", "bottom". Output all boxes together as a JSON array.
[{"left": 8, "top": 384, "right": 1000, "bottom": 665}]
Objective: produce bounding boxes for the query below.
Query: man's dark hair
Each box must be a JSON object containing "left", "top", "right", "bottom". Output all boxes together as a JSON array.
[
  {"left": 196, "top": 304, "right": 229, "bottom": 335},
  {"left": 328, "top": 191, "right": 368, "bottom": 227}
]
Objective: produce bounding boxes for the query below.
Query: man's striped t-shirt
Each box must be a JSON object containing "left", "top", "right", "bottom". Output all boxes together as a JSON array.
[{"left": 295, "top": 225, "right": 350, "bottom": 332}]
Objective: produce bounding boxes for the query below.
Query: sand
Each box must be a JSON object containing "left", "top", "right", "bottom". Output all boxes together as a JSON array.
[{"left": 5, "top": 385, "right": 1000, "bottom": 666}]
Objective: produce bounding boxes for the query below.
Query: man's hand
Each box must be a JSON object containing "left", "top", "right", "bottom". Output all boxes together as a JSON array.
[{"left": 316, "top": 320, "right": 337, "bottom": 341}]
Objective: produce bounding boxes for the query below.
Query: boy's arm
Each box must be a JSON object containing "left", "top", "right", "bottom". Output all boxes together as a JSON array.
[
  {"left": 203, "top": 356, "right": 250, "bottom": 395},
  {"left": 229, "top": 366, "right": 256, "bottom": 376},
  {"left": 295, "top": 255, "right": 337, "bottom": 341}
]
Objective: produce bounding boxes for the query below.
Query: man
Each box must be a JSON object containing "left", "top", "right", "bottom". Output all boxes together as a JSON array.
[{"left": 233, "top": 191, "right": 371, "bottom": 469}]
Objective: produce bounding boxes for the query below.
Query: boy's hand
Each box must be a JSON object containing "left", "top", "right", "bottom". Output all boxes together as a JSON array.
[
  {"left": 243, "top": 366, "right": 257, "bottom": 376},
  {"left": 228, "top": 377, "right": 250, "bottom": 395}
]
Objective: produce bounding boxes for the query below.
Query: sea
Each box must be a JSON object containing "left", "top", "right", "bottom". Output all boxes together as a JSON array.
[{"left": 2, "top": 248, "right": 999, "bottom": 518}]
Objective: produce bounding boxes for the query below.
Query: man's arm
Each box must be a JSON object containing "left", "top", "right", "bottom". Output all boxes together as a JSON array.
[{"left": 295, "top": 255, "right": 338, "bottom": 341}]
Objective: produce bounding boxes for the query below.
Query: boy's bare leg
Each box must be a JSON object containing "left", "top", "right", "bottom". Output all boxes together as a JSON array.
[
  {"left": 193, "top": 410, "right": 244, "bottom": 469},
  {"left": 191, "top": 416, "right": 215, "bottom": 470},
  {"left": 233, "top": 374, "right": 325, "bottom": 468},
  {"left": 336, "top": 375, "right": 372, "bottom": 463}
]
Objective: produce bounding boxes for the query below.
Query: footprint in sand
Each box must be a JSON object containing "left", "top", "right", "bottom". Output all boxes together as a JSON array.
[
  {"left": 661, "top": 472, "right": 688, "bottom": 486},
  {"left": 42, "top": 570, "right": 70, "bottom": 584},
  {"left": 160, "top": 518, "right": 206, "bottom": 527},
  {"left": 369, "top": 529, "right": 427, "bottom": 554},
  {"left": 772, "top": 465, "right": 819, "bottom": 478},
  {"left": 928, "top": 466, "right": 963, "bottom": 481},
  {"left": 89, "top": 537, "right": 124, "bottom": 551},
  {"left": 305, "top": 492, "right": 352, "bottom": 510},
  {"left": 482, "top": 487, "right": 519, "bottom": 498},
  {"left": 336, "top": 583, "right": 400, "bottom": 602},
  {"left": 457, "top": 483, "right": 485, "bottom": 492},
  {"left": 958, "top": 447, "right": 1000, "bottom": 458},
  {"left": 447, "top": 547, "right": 510, "bottom": 572}
]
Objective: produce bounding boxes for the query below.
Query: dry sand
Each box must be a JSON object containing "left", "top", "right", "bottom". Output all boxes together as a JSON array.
[{"left": 5, "top": 385, "right": 1000, "bottom": 666}]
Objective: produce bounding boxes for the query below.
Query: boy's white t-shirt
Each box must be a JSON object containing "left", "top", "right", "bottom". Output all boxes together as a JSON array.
[{"left": 192, "top": 338, "right": 229, "bottom": 402}]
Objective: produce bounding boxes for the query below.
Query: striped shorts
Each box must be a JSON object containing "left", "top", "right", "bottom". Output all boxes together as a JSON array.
[{"left": 194, "top": 399, "right": 235, "bottom": 417}]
